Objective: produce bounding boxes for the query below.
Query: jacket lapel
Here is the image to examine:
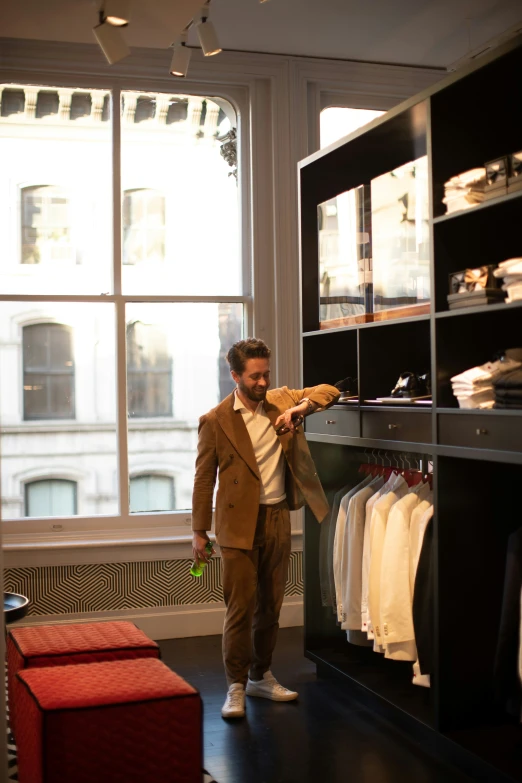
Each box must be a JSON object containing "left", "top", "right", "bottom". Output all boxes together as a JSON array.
[{"left": 215, "top": 394, "right": 260, "bottom": 479}]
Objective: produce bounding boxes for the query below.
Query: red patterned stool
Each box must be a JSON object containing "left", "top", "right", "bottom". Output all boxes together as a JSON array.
[
  {"left": 7, "top": 620, "right": 159, "bottom": 736},
  {"left": 16, "top": 657, "right": 202, "bottom": 783}
]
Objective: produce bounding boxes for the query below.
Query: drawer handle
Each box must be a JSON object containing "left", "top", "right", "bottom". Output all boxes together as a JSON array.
[
  {"left": 326, "top": 420, "right": 336, "bottom": 424},
  {"left": 476, "top": 428, "right": 488, "bottom": 435},
  {"left": 388, "top": 424, "right": 399, "bottom": 430}
]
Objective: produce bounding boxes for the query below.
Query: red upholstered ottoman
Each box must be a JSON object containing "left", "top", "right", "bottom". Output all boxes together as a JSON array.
[
  {"left": 7, "top": 620, "right": 159, "bottom": 736},
  {"left": 16, "top": 657, "right": 202, "bottom": 783}
]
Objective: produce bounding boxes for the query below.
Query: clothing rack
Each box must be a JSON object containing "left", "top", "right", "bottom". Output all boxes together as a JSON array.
[{"left": 299, "top": 33, "right": 522, "bottom": 783}]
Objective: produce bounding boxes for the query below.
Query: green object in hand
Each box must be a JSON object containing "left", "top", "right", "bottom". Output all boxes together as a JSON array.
[{"left": 190, "top": 541, "right": 213, "bottom": 577}]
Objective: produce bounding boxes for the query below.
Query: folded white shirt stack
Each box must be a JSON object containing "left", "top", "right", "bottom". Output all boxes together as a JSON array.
[
  {"left": 451, "top": 357, "right": 522, "bottom": 409},
  {"left": 494, "top": 258, "right": 522, "bottom": 303},
  {"left": 442, "top": 168, "right": 486, "bottom": 214}
]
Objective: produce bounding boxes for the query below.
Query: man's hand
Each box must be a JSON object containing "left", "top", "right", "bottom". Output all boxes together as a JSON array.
[
  {"left": 274, "top": 401, "right": 309, "bottom": 435},
  {"left": 192, "top": 530, "right": 215, "bottom": 566}
]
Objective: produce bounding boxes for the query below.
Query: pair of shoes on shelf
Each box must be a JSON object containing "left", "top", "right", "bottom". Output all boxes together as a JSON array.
[
  {"left": 390, "top": 371, "right": 431, "bottom": 399},
  {"left": 334, "top": 376, "right": 358, "bottom": 398},
  {"left": 221, "top": 671, "right": 298, "bottom": 719}
]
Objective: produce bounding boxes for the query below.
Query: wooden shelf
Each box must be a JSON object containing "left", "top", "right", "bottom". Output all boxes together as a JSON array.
[
  {"left": 432, "top": 189, "right": 522, "bottom": 225},
  {"left": 300, "top": 34, "right": 522, "bottom": 783},
  {"left": 435, "top": 301, "right": 522, "bottom": 319},
  {"left": 436, "top": 407, "right": 522, "bottom": 417},
  {"left": 303, "top": 312, "right": 431, "bottom": 337}
]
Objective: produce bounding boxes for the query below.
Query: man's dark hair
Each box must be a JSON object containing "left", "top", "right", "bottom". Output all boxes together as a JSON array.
[{"left": 226, "top": 338, "right": 271, "bottom": 375}]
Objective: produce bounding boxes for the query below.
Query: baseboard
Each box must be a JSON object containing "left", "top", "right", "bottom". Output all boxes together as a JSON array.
[{"left": 8, "top": 597, "right": 304, "bottom": 641}]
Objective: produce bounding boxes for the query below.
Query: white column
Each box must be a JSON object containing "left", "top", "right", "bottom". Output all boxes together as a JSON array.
[
  {"left": 188, "top": 97, "right": 203, "bottom": 133},
  {"left": 123, "top": 92, "right": 138, "bottom": 124},
  {"left": 58, "top": 89, "right": 74, "bottom": 121},
  {"left": 204, "top": 100, "right": 220, "bottom": 137},
  {"left": 155, "top": 94, "right": 171, "bottom": 125},
  {"left": 24, "top": 87, "right": 38, "bottom": 119},
  {"left": 91, "top": 90, "right": 107, "bottom": 122}
]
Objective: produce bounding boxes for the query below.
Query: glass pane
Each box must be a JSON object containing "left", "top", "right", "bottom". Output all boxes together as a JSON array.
[
  {"left": 126, "top": 302, "right": 243, "bottom": 511},
  {"left": 121, "top": 92, "right": 241, "bottom": 295},
  {"left": 0, "top": 83, "right": 112, "bottom": 294},
  {"left": 130, "top": 475, "right": 174, "bottom": 513},
  {"left": 320, "top": 107, "right": 385, "bottom": 149},
  {"left": 1, "top": 303, "right": 118, "bottom": 519},
  {"left": 318, "top": 186, "right": 370, "bottom": 329},
  {"left": 26, "top": 479, "right": 76, "bottom": 517},
  {"left": 371, "top": 156, "right": 431, "bottom": 316}
]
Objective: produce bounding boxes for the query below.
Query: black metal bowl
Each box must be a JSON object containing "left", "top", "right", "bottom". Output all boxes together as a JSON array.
[{"left": 4, "top": 592, "right": 29, "bottom": 623}]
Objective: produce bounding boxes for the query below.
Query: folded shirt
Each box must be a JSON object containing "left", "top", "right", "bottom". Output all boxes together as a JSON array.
[
  {"left": 494, "top": 368, "right": 522, "bottom": 390},
  {"left": 451, "top": 358, "right": 521, "bottom": 390},
  {"left": 494, "top": 400, "right": 522, "bottom": 410},
  {"left": 494, "top": 258, "right": 522, "bottom": 278}
]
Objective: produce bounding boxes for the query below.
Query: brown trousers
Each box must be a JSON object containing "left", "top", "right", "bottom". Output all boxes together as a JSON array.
[{"left": 220, "top": 500, "right": 291, "bottom": 685}]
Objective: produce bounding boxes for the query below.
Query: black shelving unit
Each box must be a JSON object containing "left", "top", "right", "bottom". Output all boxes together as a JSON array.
[{"left": 298, "top": 35, "right": 522, "bottom": 783}]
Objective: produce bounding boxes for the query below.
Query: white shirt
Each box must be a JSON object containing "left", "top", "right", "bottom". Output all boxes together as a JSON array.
[{"left": 234, "top": 391, "right": 286, "bottom": 504}]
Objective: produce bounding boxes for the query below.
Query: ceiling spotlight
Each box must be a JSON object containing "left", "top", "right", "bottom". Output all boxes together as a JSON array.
[
  {"left": 196, "top": 3, "right": 222, "bottom": 57},
  {"left": 170, "top": 33, "right": 191, "bottom": 77},
  {"left": 93, "top": 17, "right": 131, "bottom": 64},
  {"left": 102, "top": 0, "right": 130, "bottom": 26}
]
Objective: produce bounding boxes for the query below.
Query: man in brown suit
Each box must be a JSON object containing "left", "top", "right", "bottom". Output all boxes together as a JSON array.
[{"left": 192, "top": 338, "right": 339, "bottom": 718}]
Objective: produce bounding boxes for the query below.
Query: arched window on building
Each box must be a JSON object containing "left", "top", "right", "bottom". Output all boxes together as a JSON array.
[
  {"left": 122, "top": 189, "right": 166, "bottom": 265},
  {"left": 130, "top": 474, "right": 175, "bottom": 513},
  {"left": 23, "top": 323, "right": 75, "bottom": 420},
  {"left": 25, "top": 478, "right": 77, "bottom": 517},
  {"left": 126, "top": 321, "right": 172, "bottom": 417},
  {"left": 21, "top": 185, "right": 72, "bottom": 264}
]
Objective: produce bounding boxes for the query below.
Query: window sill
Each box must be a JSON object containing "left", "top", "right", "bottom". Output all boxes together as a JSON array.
[{"left": 3, "top": 528, "right": 303, "bottom": 566}]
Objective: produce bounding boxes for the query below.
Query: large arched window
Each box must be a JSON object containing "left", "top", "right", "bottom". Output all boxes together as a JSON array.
[
  {"left": 130, "top": 475, "right": 175, "bottom": 513},
  {"left": 25, "top": 478, "right": 77, "bottom": 517},
  {"left": 21, "top": 185, "right": 71, "bottom": 264},
  {"left": 23, "top": 323, "right": 75, "bottom": 420},
  {"left": 126, "top": 321, "right": 172, "bottom": 417},
  {"left": 122, "top": 189, "right": 166, "bottom": 265}
]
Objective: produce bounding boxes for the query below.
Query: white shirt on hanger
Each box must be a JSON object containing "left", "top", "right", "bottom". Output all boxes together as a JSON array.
[
  {"left": 332, "top": 475, "right": 372, "bottom": 615},
  {"left": 367, "top": 475, "right": 408, "bottom": 648},
  {"left": 339, "top": 476, "right": 384, "bottom": 629}
]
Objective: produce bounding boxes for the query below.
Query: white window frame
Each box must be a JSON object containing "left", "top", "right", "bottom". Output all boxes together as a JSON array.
[
  {"left": 0, "top": 41, "right": 443, "bottom": 555},
  {"left": 1, "top": 72, "right": 253, "bottom": 546}
]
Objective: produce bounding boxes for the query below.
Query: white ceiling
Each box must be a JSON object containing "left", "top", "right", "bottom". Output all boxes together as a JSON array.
[{"left": 3, "top": 0, "right": 522, "bottom": 68}]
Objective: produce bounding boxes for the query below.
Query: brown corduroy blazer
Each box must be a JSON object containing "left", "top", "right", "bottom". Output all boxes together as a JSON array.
[{"left": 191, "top": 384, "right": 340, "bottom": 549}]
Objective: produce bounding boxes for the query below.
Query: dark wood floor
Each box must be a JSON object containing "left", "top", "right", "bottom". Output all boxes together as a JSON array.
[{"left": 160, "top": 627, "right": 473, "bottom": 783}]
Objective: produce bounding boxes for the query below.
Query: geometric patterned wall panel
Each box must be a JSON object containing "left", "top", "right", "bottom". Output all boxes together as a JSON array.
[{"left": 4, "top": 552, "right": 303, "bottom": 617}]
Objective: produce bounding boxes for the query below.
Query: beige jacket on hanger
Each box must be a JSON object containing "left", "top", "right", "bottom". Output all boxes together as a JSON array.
[
  {"left": 368, "top": 475, "right": 408, "bottom": 648},
  {"left": 332, "top": 475, "right": 373, "bottom": 618},
  {"left": 380, "top": 483, "right": 431, "bottom": 662},
  {"left": 361, "top": 480, "right": 391, "bottom": 634},
  {"left": 339, "top": 476, "right": 384, "bottom": 629}
]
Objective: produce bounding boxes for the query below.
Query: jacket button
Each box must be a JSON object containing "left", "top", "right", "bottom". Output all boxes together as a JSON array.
[
  {"left": 234, "top": 479, "right": 238, "bottom": 484},
  {"left": 229, "top": 503, "right": 234, "bottom": 508}
]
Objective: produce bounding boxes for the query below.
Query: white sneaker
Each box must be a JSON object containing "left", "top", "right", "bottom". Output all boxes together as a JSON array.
[
  {"left": 221, "top": 683, "right": 246, "bottom": 719},
  {"left": 246, "top": 671, "right": 298, "bottom": 702}
]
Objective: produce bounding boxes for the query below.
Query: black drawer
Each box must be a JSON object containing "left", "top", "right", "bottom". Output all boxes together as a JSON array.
[
  {"left": 438, "top": 413, "right": 522, "bottom": 452},
  {"left": 305, "top": 408, "right": 359, "bottom": 437},
  {"left": 362, "top": 410, "right": 432, "bottom": 444}
]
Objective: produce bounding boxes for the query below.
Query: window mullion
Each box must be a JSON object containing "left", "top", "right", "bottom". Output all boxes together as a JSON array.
[
  {"left": 116, "top": 296, "right": 129, "bottom": 521},
  {"left": 112, "top": 86, "right": 122, "bottom": 297}
]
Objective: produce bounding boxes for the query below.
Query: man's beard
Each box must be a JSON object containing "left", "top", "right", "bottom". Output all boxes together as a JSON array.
[{"left": 238, "top": 380, "right": 267, "bottom": 403}]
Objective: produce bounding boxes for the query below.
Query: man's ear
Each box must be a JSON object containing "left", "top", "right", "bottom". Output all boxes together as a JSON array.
[{"left": 231, "top": 370, "right": 240, "bottom": 385}]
